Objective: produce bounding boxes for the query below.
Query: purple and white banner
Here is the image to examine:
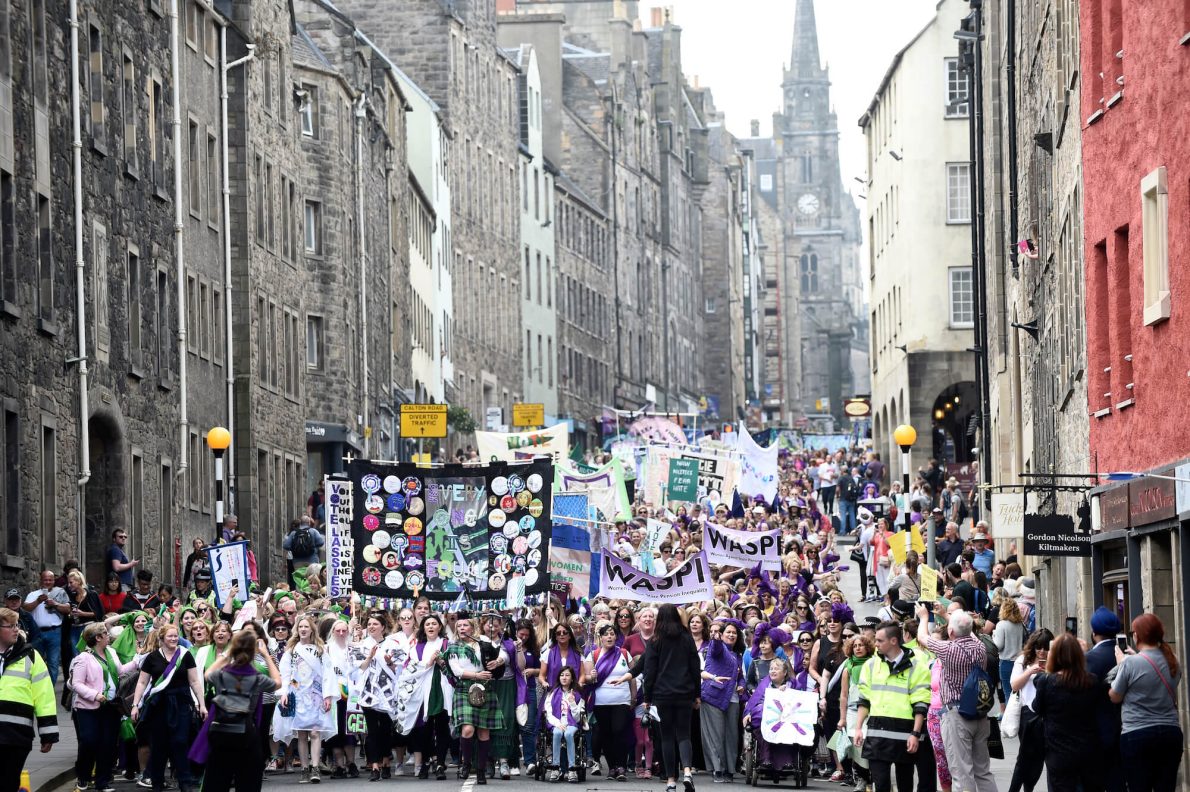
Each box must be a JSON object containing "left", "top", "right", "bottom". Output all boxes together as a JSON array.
[
  {"left": 735, "top": 429, "right": 779, "bottom": 502},
  {"left": 702, "top": 522, "right": 781, "bottom": 572},
  {"left": 598, "top": 548, "right": 714, "bottom": 604}
]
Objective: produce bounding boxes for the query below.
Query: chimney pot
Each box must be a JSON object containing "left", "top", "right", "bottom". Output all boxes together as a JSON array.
[
  {"left": 651, "top": 7, "right": 662, "bottom": 27},
  {"left": 750, "top": 119, "right": 760, "bottom": 137}
]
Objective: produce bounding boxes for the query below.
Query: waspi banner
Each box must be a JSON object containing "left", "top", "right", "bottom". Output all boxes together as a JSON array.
[
  {"left": 702, "top": 522, "right": 781, "bottom": 572},
  {"left": 599, "top": 548, "right": 714, "bottom": 604}
]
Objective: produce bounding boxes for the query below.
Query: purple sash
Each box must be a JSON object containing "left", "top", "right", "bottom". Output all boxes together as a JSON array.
[
  {"left": 547, "top": 687, "right": 581, "bottom": 727},
  {"left": 545, "top": 643, "right": 580, "bottom": 688}
]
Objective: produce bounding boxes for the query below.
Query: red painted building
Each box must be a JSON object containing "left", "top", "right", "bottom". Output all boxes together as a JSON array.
[{"left": 1081, "top": 0, "right": 1190, "bottom": 722}]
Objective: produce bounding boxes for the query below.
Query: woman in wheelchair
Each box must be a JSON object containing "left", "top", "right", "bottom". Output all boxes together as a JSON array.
[
  {"left": 743, "top": 655, "right": 817, "bottom": 779},
  {"left": 544, "top": 666, "right": 585, "bottom": 782}
]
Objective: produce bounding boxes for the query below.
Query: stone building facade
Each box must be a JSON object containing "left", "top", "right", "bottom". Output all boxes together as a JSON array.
[
  {"left": 688, "top": 86, "right": 746, "bottom": 423},
  {"left": 978, "top": 0, "right": 1089, "bottom": 612},
  {"left": 338, "top": 0, "right": 524, "bottom": 432},
  {"left": 862, "top": 0, "right": 979, "bottom": 471}
]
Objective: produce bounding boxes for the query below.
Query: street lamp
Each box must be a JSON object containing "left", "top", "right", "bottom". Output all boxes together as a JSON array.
[
  {"left": 207, "top": 426, "right": 231, "bottom": 545},
  {"left": 892, "top": 424, "right": 931, "bottom": 565}
]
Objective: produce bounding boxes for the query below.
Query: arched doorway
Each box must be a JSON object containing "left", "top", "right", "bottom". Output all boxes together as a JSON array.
[
  {"left": 929, "top": 381, "right": 979, "bottom": 465},
  {"left": 84, "top": 413, "right": 125, "bottom": 583}
]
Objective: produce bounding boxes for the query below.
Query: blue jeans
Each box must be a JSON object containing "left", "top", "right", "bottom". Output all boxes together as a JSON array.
[
  {"left": 999, "top": 658, "right": 1015, "bottom": 705},
  {"left": 552, "top": 726, "right": 578, "bottom": 770},
  {"left": 839, "top": 500, "right": 857, "bottom": 535},
  {"left": 34, "top": 626, "right": 61, "bottom": 686},
  {"left": 520, "top": 685, "right": 538, "bottom": 765},
  {"left": 1120, "top": 724, "right": 1183, "bottom": 792}
]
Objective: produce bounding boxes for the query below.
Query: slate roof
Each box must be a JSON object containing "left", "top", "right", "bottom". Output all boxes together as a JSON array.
[{"left": 292, "top": 23, "right": 335, "bottom": 73}]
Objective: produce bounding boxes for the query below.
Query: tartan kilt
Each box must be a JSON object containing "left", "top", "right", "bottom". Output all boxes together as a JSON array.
[{"left": 452, "top": 684, "right": 505, "bottom": 731}]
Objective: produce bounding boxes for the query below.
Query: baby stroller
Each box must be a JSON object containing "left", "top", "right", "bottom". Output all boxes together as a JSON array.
[
  {"left": 532, "top": 706, "right": 589, "bottom": 782},
  {"left": 742, "top": 726, "right": 811, "bottom": 788}
]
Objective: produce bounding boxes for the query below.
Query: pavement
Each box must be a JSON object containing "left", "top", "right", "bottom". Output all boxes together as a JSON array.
[{"left": 29, "top": 535, "right": 1046, "bottom": 792}]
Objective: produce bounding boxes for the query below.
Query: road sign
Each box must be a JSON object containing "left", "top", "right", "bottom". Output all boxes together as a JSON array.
[
  {"left": 512, "top": 402, "right": 545, "bottom": 427},
  {"left": 399, "top": 404, "right": 448, "bottom": 438}
]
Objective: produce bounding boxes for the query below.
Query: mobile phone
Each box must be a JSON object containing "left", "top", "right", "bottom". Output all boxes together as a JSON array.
[
  {"left": 1065, "top": 617, "right": 1077, "bottom": 635},
  {"left": 231, "top": 578, "right": 239, "bottom": 587},
  {"left": 1116, "top": 634, "right": 1129, "bottom": 651}
]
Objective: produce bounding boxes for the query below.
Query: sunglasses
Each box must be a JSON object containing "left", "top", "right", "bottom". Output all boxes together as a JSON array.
[
  {"left": 798, "top": 638, "right": 814, "bottom": 644},
  {"left": 843, "top": 633, "right": 856, "bottom": 639}
]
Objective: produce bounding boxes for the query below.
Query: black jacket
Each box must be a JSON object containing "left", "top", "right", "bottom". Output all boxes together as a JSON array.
[{"left": 642, "top": 632, "right": 702, "bottom": 704}]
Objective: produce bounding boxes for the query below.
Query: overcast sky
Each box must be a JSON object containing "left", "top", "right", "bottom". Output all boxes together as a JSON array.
[{"left": 641, "top": 0, "right": 942, "bottom": 210}]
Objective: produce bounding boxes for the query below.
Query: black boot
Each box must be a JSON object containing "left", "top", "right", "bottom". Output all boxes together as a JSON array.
[
  {"left": 476, "top": 766, "right": 486, "bottom": 786},
  {"left": 457, "top": 763, "right": 471, "bottom": 781}
]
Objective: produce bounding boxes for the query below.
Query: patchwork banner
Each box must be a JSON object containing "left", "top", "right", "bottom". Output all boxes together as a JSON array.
[
  {"left": 476, "top": 423, "right": 569, "bottom": 465},
  {"left": 555, "top": 458, "right": 632, "bottom": 520},
  {"left": 205, "top": 541, "right": 250, "bottom": 608},
  {"left": 325, "top": 477, "right": 354, "bottom": 598},
  {"left": 735, "top": 429, "right": 779, "bottom": 502},
  {"left": 550, "top": 492, "right": 595, "bottom": 599},
  {"left": 761, "top": 687, "right": 819, "bottom": 746},
  {"left": 347, "top": 459, "right": 554, "bottom": 600},
  {"left": 627, "top": 416, "right": 688, "bottom": 446},
  {"left": 643, "top": 446, "right": 678, "bottom": 505},
  {"left": 598, "top": 548, "right": 714, "bottom": 604},
  {"left": 702, "top": 522, "right": 781, "bottom": 572}
]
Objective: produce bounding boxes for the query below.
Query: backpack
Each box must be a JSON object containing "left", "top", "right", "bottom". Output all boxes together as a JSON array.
[
  {"left": 290, "top": 525, "right": 316, "bottom": 559},
  {"left": 958, "top": 658, "right": 996, "bottom": 720},
  {"left": 210, "top": 670, "right": 257, "bottom": 734},
  {"left": 977, "top": 633, "right": 1000, "bottom": 686},
  {"left": 957, "top": 493, "right": 970, "bottom": 522},
  {"left": 1024, "top": 604, "right": 1036, "bottom": 634}
]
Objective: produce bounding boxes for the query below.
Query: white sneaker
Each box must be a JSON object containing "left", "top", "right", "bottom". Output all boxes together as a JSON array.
[
  {"left": 392, "top": 765, "right": 404, "bottom": 777},
  {"left": 566, "top": 771, "right": 578, "bottom": 783},
  {"left": 547, "top": 770, "right": 562, "bottom": 783}
]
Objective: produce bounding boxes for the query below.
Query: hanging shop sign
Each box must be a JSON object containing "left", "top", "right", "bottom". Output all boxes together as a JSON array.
[{"left": 1023, "top": 513, "right": 1092, "bottom": 557}]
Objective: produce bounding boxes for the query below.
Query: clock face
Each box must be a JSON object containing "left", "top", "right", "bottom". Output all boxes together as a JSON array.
[{"left": 797, "top": 193, "right": 820, "bottom": 216}]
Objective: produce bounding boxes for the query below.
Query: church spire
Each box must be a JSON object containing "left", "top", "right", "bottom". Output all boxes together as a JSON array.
[{"left": 790, "top": 0, "right": 823, "bottom": 80}]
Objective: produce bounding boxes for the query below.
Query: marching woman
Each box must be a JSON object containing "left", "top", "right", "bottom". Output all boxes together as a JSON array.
[
  {"left": 836, "top": 634, "right": 875, "bottom": 792},
  {"left": 443, "top": 614, "right": 505, "bottom": 785},
  {"left": 404, "top": 614, "right": 452, "bottom": 781},
  {"left": 514, "top": 618, "right": 543, "bottom": 775},
  {"left": 274, "top": 614, "right": 337, "bottom": 784},
  {"left": 481, "top": 613, "right": 519, "bottom": 780},
  {"left": 388, "top": 608, "right": 419, "bottom": 776},
  {"left": 192, "top": 628, "right": 283, "bottom": 792},
  {"left": 130, "top": 624, "right": 207, "bottom": 792},
  {"left": 69, "top": 621, "right": 140, "bottom": 792},
  {"left": 583, "top": 622, "right": 635, "bottom": 781},
  {"left": 540, "top": 622, "right": 583, "bottom": 689},
  {"left": 642, "top": 603, "right": 702, "bottom": 792},
  {"left": 700, "top": 619, "right": 745, "bottom": 783},
  {"left": 323, "top": 617, "right": 359, "bottom": 778},
  {"left": 353, "top": 611, "right": 403, "bottom": 781}
]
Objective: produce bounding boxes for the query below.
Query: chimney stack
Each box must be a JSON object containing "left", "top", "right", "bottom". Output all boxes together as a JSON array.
[
  {"left": 651, "top": 7, "right": 662, "bottom": 27},
  {"left": 751, "top": 119, "right": 760, "bottom": 137}
]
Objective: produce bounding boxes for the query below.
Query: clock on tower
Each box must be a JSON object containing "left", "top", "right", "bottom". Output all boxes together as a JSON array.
[{"left": 796, "top": 193, "right": 820, "bottom": 216}]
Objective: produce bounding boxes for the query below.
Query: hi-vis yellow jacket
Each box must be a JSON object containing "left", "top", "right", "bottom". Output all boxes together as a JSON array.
[{"left": 0, "top": 636, "right": 60, "bottom": 748}]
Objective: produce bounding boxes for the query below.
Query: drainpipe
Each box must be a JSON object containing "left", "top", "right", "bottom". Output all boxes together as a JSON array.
[
  {"left": 355, "top": 92, "right": 368, "bottom": 456},
  {"left": 69, "top": 0, "right": 89, "bottom": 498},
  {"left": 170, "top": 0, "right": 188, "bottom": 484},
  {"left": 1006, "top": 0, "right": 1019, "bottom": 279},
  {"left": 221, "top": 29, "right": 255, "bottom": 506}
]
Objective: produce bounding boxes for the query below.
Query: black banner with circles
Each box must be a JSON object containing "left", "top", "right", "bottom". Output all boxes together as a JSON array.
[{"left": 347, "top": 459, "right": 554, "bottom": 601}]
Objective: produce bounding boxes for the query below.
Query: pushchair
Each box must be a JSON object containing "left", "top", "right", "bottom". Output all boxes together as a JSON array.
[
  {"left": 742, "top": 726, "right": 811, "bottom": 788},
  {"left": 532, "top": 706, "right": 589, "bottom": 782}
]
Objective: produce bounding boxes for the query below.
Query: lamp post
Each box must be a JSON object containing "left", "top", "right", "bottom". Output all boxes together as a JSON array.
[
  {"left": 207, "top": 427, "right": 231, "bottom": 545},
  {"left": 893, "top": 424, "right": 930, "bottom": 566}
]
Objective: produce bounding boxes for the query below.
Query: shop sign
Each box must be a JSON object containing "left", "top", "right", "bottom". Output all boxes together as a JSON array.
[
  {"left": 1023, "top": 513, "right": 1092, "bottom": 557},
  {"left": 1099, "top": 485, "right": 1130, "bottom": 532},
  {"left": 1128, "top": 471, "right": 1177, "bottom": 526}
]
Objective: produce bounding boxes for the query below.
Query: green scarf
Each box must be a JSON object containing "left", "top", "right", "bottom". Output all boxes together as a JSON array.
[
  {"left": 93, "top": 648, "right": 118, "bottom": 697},
  {"left": 107, "top": 611, "right": 151, "bottom": 663}
]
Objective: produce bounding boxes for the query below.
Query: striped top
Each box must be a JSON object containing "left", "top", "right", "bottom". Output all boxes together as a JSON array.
[{"left": 924, "top": 634, "right": 986, "bottom": 705}]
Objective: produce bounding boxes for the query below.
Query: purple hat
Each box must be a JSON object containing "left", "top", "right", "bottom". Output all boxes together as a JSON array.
[{"left": 831, "top": 602, "right": 855, "bottom": 625}]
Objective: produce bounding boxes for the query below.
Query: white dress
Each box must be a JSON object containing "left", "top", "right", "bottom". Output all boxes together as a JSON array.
[{"left": 273, "top": 643, "right": 338, "bottom": 741}]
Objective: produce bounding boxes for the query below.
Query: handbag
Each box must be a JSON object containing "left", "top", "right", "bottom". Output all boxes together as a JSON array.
[
  {"left": 849, "top": 548, "right": 866, "bottom": 565},
  {"left": 986, "top": 714, "right": 1005, "bottom": 760},
  {"left": 516, "top": 703, "right": 528, "bottom": 727},
  {"left": 1000, "top": 691, "right": 1022, "bottom": 738},
  {"left": 468, "top": 682, "right": 488, "bottom": 707},
  {"left": 279, "top": 691, "right": 296, "bottom": 718}
]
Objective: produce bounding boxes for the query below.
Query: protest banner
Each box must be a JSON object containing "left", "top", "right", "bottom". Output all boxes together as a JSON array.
[
  {"left": 555, "top": 458, "right": 632, "bottom": 519},
  {"left": 644, "top": 518, "right": 674, "bottom": 553},
  {"left": 702, "top": 522, "right": 781, "bottom": 572},
  {"left": 761, "top": 687, "right": 819, "bottom": 746},
  {"left": 205, "top": 541, "right": 250, "bottom": 608},
  {"left": 550, "top": 492, "right": 594, "bottom": 599},
  {"left": 347, "top": 458, "right": 554, "bottom": 601},
  {"left": 667, "top": 457, "right": 700, "bottom": 502},
  {"left": 735, "top": 429, "right": 779, "bottom": 502},
  {"left": 680, "top": 452, "right": 741, "bottom": 505},
  {"left": 643, "top": 446, "right": 678, "bottom": 505},
  {"left": 599, "top": 549, "right": 714, "bottom": 604},
  {"left": 476, "top": 423, "right": 569, "bottom": 464},
  {"left": 918, "top": 565, "right": 939, "bottom": 602},
  {"left": 325, "top": 477, "right": 354, "bottom": 597}
]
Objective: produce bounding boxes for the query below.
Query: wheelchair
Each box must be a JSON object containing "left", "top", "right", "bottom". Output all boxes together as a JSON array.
[
  {"left": 531, "top": 709, "right": 590, "bottom": 782},
  {"left": 742, "top": 727, "right": 811, "bottom": 788}
]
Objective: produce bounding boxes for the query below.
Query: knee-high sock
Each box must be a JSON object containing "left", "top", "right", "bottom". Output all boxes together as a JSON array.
[
  {"left": 476, "top": 739, "right": 490, "bottom": 773},
  {"left": 461, "top": 736, "right": 474, "bottom": 768}
]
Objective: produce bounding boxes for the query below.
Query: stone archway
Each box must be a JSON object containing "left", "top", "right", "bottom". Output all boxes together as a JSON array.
[
  {"left": 84, "top": 411, "right": 125, "bottom": 583},
  {"left": 928, "top": 381, "right": 979, "bottom": 465}
]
